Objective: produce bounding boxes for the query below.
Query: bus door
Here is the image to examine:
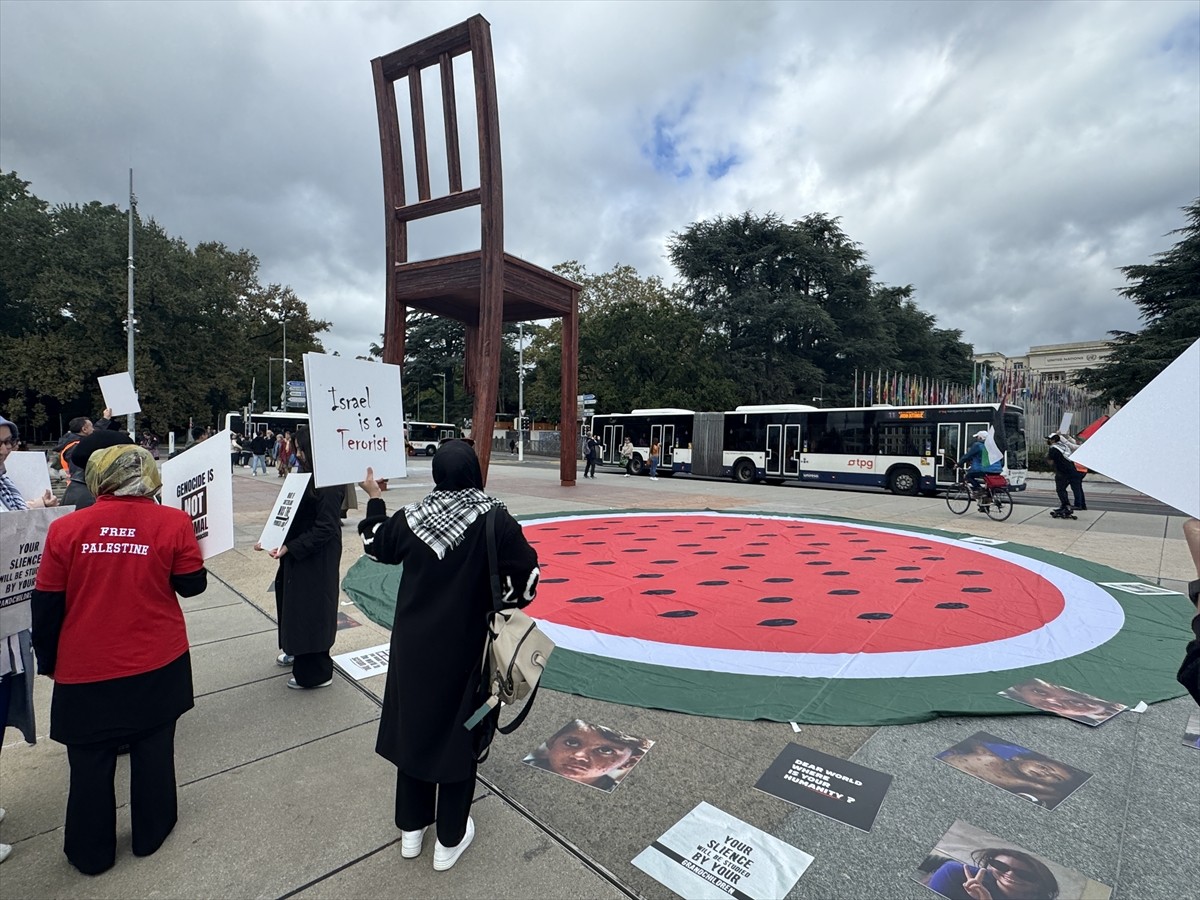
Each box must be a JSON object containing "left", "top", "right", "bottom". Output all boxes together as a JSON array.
[
  {"left": 935, "top": 423, "right": 960, "bottom": 484},
  {"left": 602, "top": 425, "right": 622, "bottom": 464},
  {"left": 661, "top": 425, "right": 676, "bottom": 466},
  {"left": 766, "top": 424, "right": 783, "bottom": 476},
  {"left": 783, "top": 424, "right": 801, "bottom": 477}
]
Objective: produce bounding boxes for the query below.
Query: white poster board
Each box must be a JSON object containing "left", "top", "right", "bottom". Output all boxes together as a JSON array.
[
  {"left": 160, "top": 430, "right": 235, "bottom": 559},
  {"left": 302, "top": 352, "right": 407, "bottom": 488},
  {"left": 1058, "top": 411, "right": 1073, "bottom": 434},
  {"left": 1070, "top": 339, "right": 1199, "bottom": 518},
  {"left": 257, "top": 473, "right": 312, "bottom": 551},
  {"left": 632, "top": 801, "right": 814, "bottom": 900},
  {"left": 98, "top": 371, "right": 141, "bottom": 416},
  {"left": 0, "top": 507, "right": 73, "bottom": 640},
  {"left": 3, "top": 451, "right": 52, "bottom": 500}
]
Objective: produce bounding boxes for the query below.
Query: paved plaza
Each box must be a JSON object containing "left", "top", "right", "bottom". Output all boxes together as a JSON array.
[{"left": 1, "top": 458, "right": 1196, "bottom": 899}]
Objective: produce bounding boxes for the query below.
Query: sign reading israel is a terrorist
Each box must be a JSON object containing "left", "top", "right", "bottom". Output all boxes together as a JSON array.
[
  {"left": 303, "top": 352, "right": 407, "bottom": 489},
  {"left": 161, "top": 431, "right": 234, "bottom": 559}
]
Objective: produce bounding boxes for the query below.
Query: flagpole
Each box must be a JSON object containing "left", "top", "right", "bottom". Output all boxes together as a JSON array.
[{"left": 126, "top": 168, "right": 136, "bottom": 435}]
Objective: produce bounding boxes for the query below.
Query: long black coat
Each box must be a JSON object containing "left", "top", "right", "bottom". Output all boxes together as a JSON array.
[
  {"left": 361, "top": 497, "right": 538, "bottom": 782},
  {"left": 275, "top": 485, "right": 343, "bottom": 655}
]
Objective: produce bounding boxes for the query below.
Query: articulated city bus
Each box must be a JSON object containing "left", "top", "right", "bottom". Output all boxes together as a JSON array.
[
  {"left": 592, "top": 403, "right": 1027, "bottom": 495},
  {"left": 405, "top": 421, "right": 459, "bottom": 456}
]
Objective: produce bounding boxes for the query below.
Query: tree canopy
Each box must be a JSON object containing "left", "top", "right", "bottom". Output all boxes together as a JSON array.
[{"left": 1077, "top": 200, "right": 1200, "bottom": 406}]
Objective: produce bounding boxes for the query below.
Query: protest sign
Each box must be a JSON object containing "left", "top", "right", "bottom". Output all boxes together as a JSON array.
[
  {"left": 1184, "top": 710, "right": 1200, "bottom": 750},
  {"left": 522, "top": 719, "right": 654, "bottom": 793},
  {"left": 98, "top": 371, "right": 141, "bottom": 416},
  {"left": 3, "top": 450, "right": 52, "bottom": 500},
  {"left": 257, "top": 473, "right": 312, "bottom": 551},
  {"left": 0, "top": 507, "right": 73, "bottom": 641},
  {"left": 332, "top": 643, "right": 390, "bottom": 680},
  {"left": 936, "top": 731, "right": 1092, "bottom": 810},
  {"left": 754, "top": 742, "right": 892, "bottom": 832},
  {"left": 303, "top": 352, "right": 407, "bottom": 488},
  {"left": 998, "top": 677, "right": 1126, "bottom": 727},
  {"left": 632, "top": 801, "right": 813, "bottom": 900},
  {"left": 161, "top": 431, "right": 234, "bottom": 559}
]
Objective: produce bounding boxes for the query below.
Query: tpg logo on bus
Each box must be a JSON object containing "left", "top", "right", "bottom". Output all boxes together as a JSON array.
[{"left": 849, "top": 458, "right": 874, "bottom": 470}]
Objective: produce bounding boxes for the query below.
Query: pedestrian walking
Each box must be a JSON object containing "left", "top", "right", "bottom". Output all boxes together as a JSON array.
[
  {"left": 620, "top": 437, "right": 634, "bottom": 476},
  {"left": 648, "top": 439, "right": 661, "bottom": 480}
]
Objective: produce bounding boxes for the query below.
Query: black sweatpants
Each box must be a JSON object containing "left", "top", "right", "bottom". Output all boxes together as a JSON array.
[
  {"left": 394, "top": 765, "right": 477, "bottom": 848},
  {"left": 292, "top": 651, "right": 333, "bottom": 687},
  {"left": 64, "top": 721, "right": 179, "bottom": 875}
]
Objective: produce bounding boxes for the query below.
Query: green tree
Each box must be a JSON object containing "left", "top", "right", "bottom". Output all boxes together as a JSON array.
[{"left": 1077, "top": 200, "right": 1200, "bottom": 406}]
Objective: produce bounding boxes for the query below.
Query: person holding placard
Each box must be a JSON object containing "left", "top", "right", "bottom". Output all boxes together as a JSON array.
[
  {"left": 357, "top": 441, "right": 540, "bottom": 871},
  {"left": 30, "top": 444, "right": 207, "bottom": 875},
  {"left": 255, "top": 426, "right": 343, "bottom": 689}
]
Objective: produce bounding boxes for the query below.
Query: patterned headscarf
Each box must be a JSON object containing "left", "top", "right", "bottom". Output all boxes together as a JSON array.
[
  {"left": 403, "top": 440, "right": 500, "bottom": 559},
  {"left": 86, "top": 444, "right": 162, "bottom": 498}
]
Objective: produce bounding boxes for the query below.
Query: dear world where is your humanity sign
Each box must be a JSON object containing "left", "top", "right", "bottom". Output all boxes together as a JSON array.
[
  {"left": 161, "top": 431, "right": 234, "bottom": 560},
  {"left": 754, "top": 743, "right": 893, "bottom": 832},
  {"left": 632, "top": 801, "right": 814, "bottom": 900},
  {"left": 303, "top": 352, "right": 407, "bottom": 489}
]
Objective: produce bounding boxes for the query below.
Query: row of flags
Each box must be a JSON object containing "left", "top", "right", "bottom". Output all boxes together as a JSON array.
[{"left": 853, "top": 366, "right": 1097, "bottom": 409}]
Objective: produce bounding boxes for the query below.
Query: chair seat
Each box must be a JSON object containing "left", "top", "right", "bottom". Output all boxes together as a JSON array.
[{"left": 395, "top": 252, "right": 577, "bottom": 323}]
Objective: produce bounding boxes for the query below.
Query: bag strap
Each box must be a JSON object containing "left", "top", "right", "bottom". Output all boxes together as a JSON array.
[
  {"left": 484, "top": 507, "right": 504, "bottom": 613},
  {"left": 497, "top": 680, "right": 541, "bottom": 735}
]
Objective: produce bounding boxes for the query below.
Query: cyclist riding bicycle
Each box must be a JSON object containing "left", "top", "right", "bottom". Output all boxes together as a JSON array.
[{"left": 959, "top": 429, "right": 1003, "bottom": 495}]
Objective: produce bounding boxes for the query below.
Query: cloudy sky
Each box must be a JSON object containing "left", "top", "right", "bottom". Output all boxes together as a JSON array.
[{"left": 2, "top": 0, "right": 1197, "bottom": 363}]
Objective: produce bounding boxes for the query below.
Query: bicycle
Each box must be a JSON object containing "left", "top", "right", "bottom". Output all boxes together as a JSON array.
[{"left": 945, "top": 468, "right": 1013, "bottom": 521}]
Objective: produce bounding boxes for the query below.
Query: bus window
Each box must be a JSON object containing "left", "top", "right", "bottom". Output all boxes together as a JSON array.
[
  {"left": 877, "top": 423, "right": 932, "bottom": 457},
  {"left": 1003, "top": 410, "right": 1028, "bottom": 468}
]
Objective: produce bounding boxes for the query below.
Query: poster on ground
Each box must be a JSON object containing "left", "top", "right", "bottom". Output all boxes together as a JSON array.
[
  {"left": 632, "top": 801, "right": 814, "bottom": 900},
  {"left": 160, "top": 431, "right": 234, "bottom": 559},
  {"left": 302, "top": 352, "right": 407, "bottom": 488},
  {"left": 0, "top": 507, "right": 73, "bottom": 640},
  {"left": 3, "top": 450, "right": 52, "bottom": 500},
  {"left": 332, "top": 643, "right": 390, "bottom": 680},
  {"left": 257, "top": 473, "right": 312, "bottom": 551},
  {"left": 936, "top": 731, "right": 1092, "bottom": 810},
  {"left": 1184, "top": 710, "right": 1200, "bottom": 750},
  {"left": 98, "top": 371, "right": 141, "bottom": 416},
  {"left": 914, "top": 819, "right": 1111, "bottom": 900},
  {"left": 753, "top": 742, "right": 892, "bottom": 832},
  {"left": 522, "top": 719, "right": 654, "bottom": 793},
  {"left": 998, "top": 678, "right": 1126, "bottom": 726}
]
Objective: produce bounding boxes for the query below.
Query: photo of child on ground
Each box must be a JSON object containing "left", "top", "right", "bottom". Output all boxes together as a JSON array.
[
  {"left": 998, "top": 678, "right": 1127, "bottom": 726},
  {"left": 936, "top": 731, "right": 1092, "bottom": 810},
  {"left": 914, "top": 819, "right": 1112, "bottom": 900},
  {"left": 522, "top": 719, "right": 654, "bottom": 793}
]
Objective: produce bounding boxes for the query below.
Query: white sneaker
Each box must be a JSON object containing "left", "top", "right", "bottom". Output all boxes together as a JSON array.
[
  {"left": 650, "top": 476, "right": 658, "bottom": 481},
  {"left": 0, "top": 806, "right": 5, "bottom": 823},
  {"left": 623, "top": 474, "right": 630, "bottom": 477},
  {"left": 401, "top": 827, "right": 427, "bottom": 859},
  {"left": 0, "top": 843, "right": 10, "bottom": 864},
  {"left": 276, "top": 653, "right": 294, "bottom": 667},
  {"left": 433, "top": 817, "right": 475, "bottom": 871},
  {"left": 287, "top": 677, "right": 333, "bottom": 689}
]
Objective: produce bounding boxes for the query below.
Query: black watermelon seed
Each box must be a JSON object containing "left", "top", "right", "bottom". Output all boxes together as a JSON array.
[
  {"left": 740, "top": 553, "right": 765, "bottom": 558},
  {"left": 749, "top": 542, "right": 769, "bottom": 547},
  {"left": 829, "top": 589, "right": 861, "bottom": 595},
  {"left": 659, "top": 610, "right": 698, "bottom": 618},
  {"left": 722, "top": 527, "right": 740, "bottom": 532},
  {"left": 896, "top": 578, "right": 923, "bottom": 583},
  {"left": 642, "top": 589, "right": 676, "bottom": 595},
  {"left": 858, "top": 612, "right": 893, "bottom": 620},
  {"left": 582, "top": 541, "right": 604, "bottom": 545},
  {"left": 556, "top": 551, "right": 580, "bottom": 556},
  {"left": 679, "top": 543, "right": 702, "bottom": 547},
  {"left": 705, "top": 535, "right": 727, "bottom": 540},
  {"left": 822, "top": 571, "right": 851, "bottom": 576},
  {"left": 809, "top": 542, "right": 831, "bottom": 546},
  {"left": 909, "top": 545, "right": 933, "bottom": 549},
  {"left": 563, "top": 534, "right": 582, "bottom": 538},
  {"left": 839, "top": 531, "right": 858, "bottom": 535},
  {"left": 694, "top": 551, "right": 718, "bottom": 555},
  {"left": 616, "top": 531, "right": 636, "bottom": 535},
  {"left": 672, "top": 529, "right": 692, "bottom": 533},
  {"left": 723, "top": 565, "right": 750, "bottom": 570},
  {"left": 568, "top": 596, "right": 604, "bottom": 603},
  {"left": 651, "top": 560, "right": 678, "bottom": 565},
  {"left": 762, "top": 533, "right": 779, "bottom": 537},
  {"left": 852, "top": 556, "right": 877, "bottom": 561},
  {"left": 635, "top": 573, "right": 663, "bottom": 579},
  {"left": 923, "top": 556, "right": 945, "bottom": 561},
  {"left": 748, "top": 523, "right": 765, "bottom": 527},
  {"left": 758, "top": 618, "right": 797, "bottom": 627},
  {"left": 764, "top": 577, "right": 794, "bottom": 583},
  {"left": 543, "top": 526, "right": 560, "bottom": 530},
  {"left": 622, "top": 548, "right": 647, "bottom": 553},
  {"left": 866, "top": 548, "right": 887, "bottom": 553},
  {"left": 588, "top": 527, "right": 607, "bottom": 531},
  {"left": 698, "top": 580, "right": 729, "bottom": 586},
  {"left": 957, "top": 570, "right": 983, "bottom": 575},
  {"left": 758, "top": 597, "right": 793, "bottom": 603},
  {"left": 797, "top": 551, "right": 820, "bottom": 555},
  {"left": 588, "top": 560, "right": 615, "bottom": 566},
  {"left": 936, "top": 602, "right": 969, "bottom": 609},
  {"left": 806, "top": 561, "right": 832, "bottom": 566},
  {"left": 896, "top": 566, "right": 921, "bottom": 571},
  {"left": 962, "top": 587, "right": 992, "bottom": 593},
  {"left": 542, "top": 578, "right": 568, "bottom": 584},
  {"left": 635, "top": 537, "right": 655, "bottom": 542},
  {"left": 850, "top": 539, "right": 870, "bottom": 543}
]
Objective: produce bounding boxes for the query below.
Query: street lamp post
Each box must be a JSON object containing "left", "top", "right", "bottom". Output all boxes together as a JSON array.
[
  {"left": 434, "top": 373, "right": 446, "bottom": 424},
  {"left": 269, "top": 357, "right": 292, "bottom": 412}
]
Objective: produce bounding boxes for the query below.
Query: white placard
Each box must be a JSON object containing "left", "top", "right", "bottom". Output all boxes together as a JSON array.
[
  {"left": 1058, "top": 411, "right": 1073, "bottom": 434},
  {"left": 160, "top": 430, "right": 234, "bottom": 559},
  {"left": 258, "top": 473, "right": 312, "bottom": 551},
  {"left": 3, "top": 451, "right": 52, "bottom": 499},
  {"left": 302, "top": 352, "right": 407, "bottom": 488},
  {"left": 98, "top": 371, "right": 141, "bottom": 415},
  {"left": 332, "top": 643, "right": 391, "bottom": 680},
  {"left": 0, "top": 507, "right": 73, "bottom": 641},
  {"left": 1071, "top": 339, "right": 1199, "bottom": 518},
  {"left": 632, "top": 801, "right": 814, "bottom": 900}
]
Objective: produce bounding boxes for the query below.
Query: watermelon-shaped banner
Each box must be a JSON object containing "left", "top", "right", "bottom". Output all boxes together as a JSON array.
[{"left": 519, "top": 511, "right": 1193, "bottom": 726}]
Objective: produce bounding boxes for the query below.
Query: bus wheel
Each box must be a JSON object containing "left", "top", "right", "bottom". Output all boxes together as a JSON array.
[
  {"left": 425, "top": 445, "right": 437, "bottom": 456},
  {"left": 629, "top": 455, "right": 645, "bottom": 475},
  {"left": 733, "top": 458, "right": 756, "bottom": 484},
  {"left": 887, "top": 466, "right": 920, "bottom": 496}
]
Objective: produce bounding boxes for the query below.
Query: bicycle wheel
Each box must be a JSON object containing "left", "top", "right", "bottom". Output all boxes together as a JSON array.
[
  {"left": 945, "top": 484, "right": 972, "bottom": 515},
  {"left": 985, "top": 488, "right": 1013, "bottom": 521}
]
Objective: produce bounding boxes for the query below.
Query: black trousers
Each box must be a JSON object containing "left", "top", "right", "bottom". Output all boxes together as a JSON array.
[
  {"left": 292, "top": 651, "right": 333, "bottom": 687},
  {"left": 1068, "top": 472, "right": 1086, "bottom": 507},
  {"left": 394, "top": 765, "right": 476, "bottom": 848},
  {"left": 64, "top": 720, "right": 179, "bottom": 875},
  {"left": 583, "top": 457, "right": 596, "bottom": 477},
  {"left": 1054, "top": 473, "right": 1071, "bottom": 509}
]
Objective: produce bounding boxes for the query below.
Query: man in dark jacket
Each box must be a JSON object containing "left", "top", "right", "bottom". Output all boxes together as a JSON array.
[
  {"left": 1046, "top": 433, "right": 1078, "bottom": 517},
  {"left": 249, "top": 431, "right": 270, "bottom": 476},
  {"left": 53, "top": 409, "right": 117, "bottom": 499}
]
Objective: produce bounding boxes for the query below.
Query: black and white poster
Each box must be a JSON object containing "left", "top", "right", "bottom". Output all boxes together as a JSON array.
[
  {"left": 754, "top": 742, "right": 892, "bottom": 832},
  {"left": 632, "top": 801, "right": 813, "bottom": 900},
  {"left": 0, "top": 507, "right": 72, "bottom": 640}
]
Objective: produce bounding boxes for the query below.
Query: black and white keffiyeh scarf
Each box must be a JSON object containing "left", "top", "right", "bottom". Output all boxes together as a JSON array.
[
  {"left": 0, "top": 471, "right": 28, "bottom": 511},
  {"left": 404, "top": 487, "right": 501, "bottom": 560}
]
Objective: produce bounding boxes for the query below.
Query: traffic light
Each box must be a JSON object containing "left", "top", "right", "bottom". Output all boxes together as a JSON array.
[{"left": 521, "top": 416, "right": 532, "bottom": 430}]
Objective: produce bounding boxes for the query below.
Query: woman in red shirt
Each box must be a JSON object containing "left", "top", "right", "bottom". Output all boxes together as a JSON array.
[{"left": 31, "top": 444, "right": 207, "bottom": 876}]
